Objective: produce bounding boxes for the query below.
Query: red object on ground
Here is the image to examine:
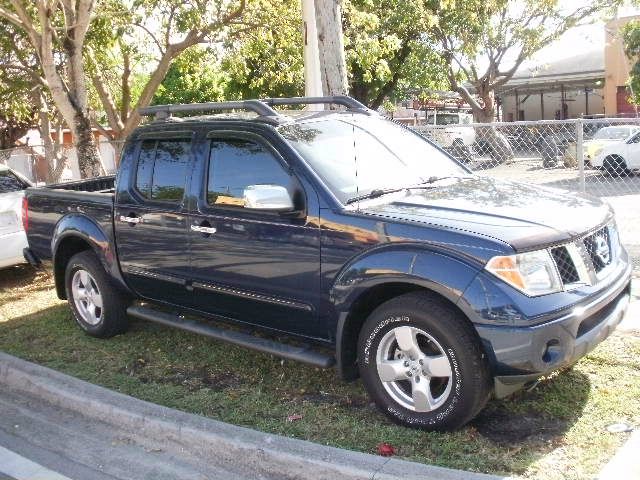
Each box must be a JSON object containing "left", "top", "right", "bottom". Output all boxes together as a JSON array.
[{"left": 376, "top": 442, "right": 396, "bottom": 456}]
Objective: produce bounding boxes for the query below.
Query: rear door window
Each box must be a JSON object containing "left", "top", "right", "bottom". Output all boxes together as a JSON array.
[
  {"left": 0, "top": 170, "right": 27, "bottom": 193},
  {"left": 134, "top": 139, "right": 191, "bottom": 202}
]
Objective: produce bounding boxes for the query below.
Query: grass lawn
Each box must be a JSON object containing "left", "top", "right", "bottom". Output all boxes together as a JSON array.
[{"left": 1, "top": 264, "right": 638, "bottom": 479}]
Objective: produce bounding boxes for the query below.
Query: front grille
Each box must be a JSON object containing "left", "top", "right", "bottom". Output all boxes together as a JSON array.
[
  {"left": 550, "top": 246, "right": 580, "bottom": 284},
  {"left": 583, "top": 227, "right": 612, "bottom": 273}
]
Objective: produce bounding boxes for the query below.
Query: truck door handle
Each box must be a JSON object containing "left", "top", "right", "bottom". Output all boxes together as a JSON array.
[
  {"left": 119, "top": 215, "right": 142, "bottom": 225},
  {"left": 191, "top": 224, "right": 217, "bottom": 235}
]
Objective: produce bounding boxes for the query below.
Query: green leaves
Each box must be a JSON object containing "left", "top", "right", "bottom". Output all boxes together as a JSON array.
[
  {"left": 152, "top": 47, "right": 226, "bottom": 105},
  {"left": 220, "top": 0, "right": 305, "bottom": 100},
  {"left": 623, "top": 20, "right": 640, "bottom": 105},
  {"left": 345, "top": 0, "right": 447, "bottom": 108}
]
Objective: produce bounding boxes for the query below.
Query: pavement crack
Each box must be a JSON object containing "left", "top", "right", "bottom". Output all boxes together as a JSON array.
[{"left": 370, "top": 457, "right": 392, "bottom": 480}]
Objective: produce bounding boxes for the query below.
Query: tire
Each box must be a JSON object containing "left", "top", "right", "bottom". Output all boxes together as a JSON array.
[
  {"left": 603, "top": 155, "right": 630, "bottom": 177},
  {"left": 65, "top": 251, "right": 129, "bottom": 338},
  {"left": 357, "top": 292, "right": 491, "bottom": 430},
  {"left": 450, "top": 140, "right": 473, "bottom": 163}
]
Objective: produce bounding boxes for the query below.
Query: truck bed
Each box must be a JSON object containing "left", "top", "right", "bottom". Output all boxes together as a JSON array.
[{"left": 25, "top": 176, "right": 116, "bottom": 262}]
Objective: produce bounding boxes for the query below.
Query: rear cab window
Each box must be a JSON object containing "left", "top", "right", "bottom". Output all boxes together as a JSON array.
[{"left": 134, "top": 139, "right": 191, "bottom": 203}]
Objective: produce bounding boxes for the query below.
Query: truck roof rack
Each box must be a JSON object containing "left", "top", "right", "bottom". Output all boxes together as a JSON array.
[
  {"left": 138, "top": 95, "right": 371, "bottom": 121},
  {"left": 261, "top": 95, "right": 369, "bottom": 111},
  {"left": 138, "top": 100, "right": 279, "bottom": 120}
]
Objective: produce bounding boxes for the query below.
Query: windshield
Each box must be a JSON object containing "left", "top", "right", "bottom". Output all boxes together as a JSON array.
[
  {"left": 0, "top": 169, "right": 27, "bottom": 193},
  {"left": 593, "top": 126, "right": 636, "bottom": 140},
  {"left": 278, "top": 114, "right": 467, "bottom": 204},
  {"left": 426, "top": 113, "right": 460, "bottom": 125}
]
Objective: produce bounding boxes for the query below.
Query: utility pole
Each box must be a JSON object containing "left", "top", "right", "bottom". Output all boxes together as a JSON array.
[
  {"left": 301, "top": 0, "right": 323, "bottom": 101},
  {"left": 301, "top": 0, "right": 349, "bottom": 104}
]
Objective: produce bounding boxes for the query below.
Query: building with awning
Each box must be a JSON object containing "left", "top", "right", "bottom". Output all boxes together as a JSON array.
[{"left": 497, "top": 16, "right": 638, "bottom": 121}]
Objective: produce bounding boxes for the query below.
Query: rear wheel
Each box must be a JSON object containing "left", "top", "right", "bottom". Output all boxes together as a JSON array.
[
  {"left": 357, "top": 292, "right": 491, "bottom": 430},
  {"left": 603, "top": 155, "right": 630, "bottom": 177},
  {"left": 65, "top": 251, "right": 129, "bottom": 338}
]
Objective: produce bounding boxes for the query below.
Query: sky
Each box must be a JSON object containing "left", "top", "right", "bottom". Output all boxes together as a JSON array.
[{"left": 521, "top": 3, "right": 640, "bottom": 67}]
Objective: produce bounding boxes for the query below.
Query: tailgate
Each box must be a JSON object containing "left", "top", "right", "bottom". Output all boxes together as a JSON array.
[{"left": 0, "top": 191, "right": 23, "bottom": 236}]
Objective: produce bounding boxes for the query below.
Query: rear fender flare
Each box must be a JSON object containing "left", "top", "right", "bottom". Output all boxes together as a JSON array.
[{"left": 51, "top": 214, "right": 128, "bottom": 298}]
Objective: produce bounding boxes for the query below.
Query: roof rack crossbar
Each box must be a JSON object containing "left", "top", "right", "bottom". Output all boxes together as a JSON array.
[
  {"left": 261, "top": 95, "right": 369, "bottom": 110},
  {"left": 138, "top": 100, "right": 278, "bottom": 119}
]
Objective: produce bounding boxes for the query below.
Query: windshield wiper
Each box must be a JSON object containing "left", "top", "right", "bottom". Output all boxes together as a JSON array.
[
  {"left": 345, "top": 176, "right": 469, "bottom": 205},
  {"left": 345, "top": 187, "right": 407, "bottom": 205}
]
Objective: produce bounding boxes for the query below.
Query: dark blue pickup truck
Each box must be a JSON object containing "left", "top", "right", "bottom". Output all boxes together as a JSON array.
[{"left": 23, "top": 96, "right": 632, "bottom": 430}]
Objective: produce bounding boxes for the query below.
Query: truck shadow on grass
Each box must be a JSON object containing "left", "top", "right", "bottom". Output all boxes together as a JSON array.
[
  {"left": 0, "top": 265, "right": 54, "bottom": 305},
  {"left": 0, "top": 300, "right": 598, "bottom": 476}
]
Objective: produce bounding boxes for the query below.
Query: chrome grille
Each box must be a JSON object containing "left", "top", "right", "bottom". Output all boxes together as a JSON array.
[
  {"left": 583, "top": 226, "right": 612, "bottom": 273},
  {"left": 547, "top": 223, "right": 618, "bottom": 289},
  {"left": 550, "top": 246, "right": 580, "bottom": 284}
]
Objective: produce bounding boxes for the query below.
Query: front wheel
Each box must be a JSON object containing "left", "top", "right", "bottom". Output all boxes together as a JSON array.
[
  {"left": 603, "top": 155, "right": 630, "bottom": 177},
  {"left": 357, "top": 292, "right": 491, "bottom": 430}
]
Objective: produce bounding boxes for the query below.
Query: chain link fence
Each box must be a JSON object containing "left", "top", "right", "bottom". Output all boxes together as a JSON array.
[
  {"left": 2, "top": 121, "right": 638, "bottom": 268},
  {"left": 0, "top": 140, "right": 125, "bottom": 184},
  {"left": 412, "top": 117, "right": 640, "bottom": 271},
  {"left": 412, "top": 117, "right": 640, "bottom": 197}
]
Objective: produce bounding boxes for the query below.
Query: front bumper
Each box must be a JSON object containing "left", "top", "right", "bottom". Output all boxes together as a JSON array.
[{"left": 475, "top": 263, "right": 632, "bottom": 398}]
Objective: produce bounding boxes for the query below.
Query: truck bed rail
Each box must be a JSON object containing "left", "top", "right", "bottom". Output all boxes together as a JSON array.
[{"left": 46, "top": 175, "right": 115, "bottom": 193}]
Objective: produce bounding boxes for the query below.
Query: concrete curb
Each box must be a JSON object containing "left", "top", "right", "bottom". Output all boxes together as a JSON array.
[
  {"left": 598, "top": 430, "right": 640, "bottom": 480},
  {"left": 0, "top": 352, "right": 508, "bottom": 480}
]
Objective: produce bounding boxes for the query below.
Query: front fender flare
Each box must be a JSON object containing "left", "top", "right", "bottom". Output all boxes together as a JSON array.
[
  {"left": 330, "top": 245, "right": 483, "bottom": 380},
  {"left": 331, "top": 246, "right": 481, "bottom": 314}
]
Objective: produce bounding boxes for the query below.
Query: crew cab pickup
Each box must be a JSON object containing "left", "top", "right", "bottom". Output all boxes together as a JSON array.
[{"left": 23, "top": 96, "right": 632, "bottom": 430}]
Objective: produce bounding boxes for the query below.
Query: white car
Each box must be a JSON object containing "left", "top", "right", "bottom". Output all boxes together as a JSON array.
[
  {"left": 0, "top": 165, "right": 31, "bottom": 268},
  {"left": 424, "top": 111, "right": 475, "bottom": 148},
  {"left": 593, "top": 130, "right": 640, "bottom": 176},
  {"left": 583, "top": 125, "right": 640, "bottom": 164}
]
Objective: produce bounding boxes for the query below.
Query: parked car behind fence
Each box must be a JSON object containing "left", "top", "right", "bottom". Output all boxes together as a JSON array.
[{"left": 412, "top": 117, "right": 640, "bottom": 197}]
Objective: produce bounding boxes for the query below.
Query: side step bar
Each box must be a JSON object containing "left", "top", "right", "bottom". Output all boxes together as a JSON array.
[{"left": 126, "top": 305, "right": 335, "bottom": 369}]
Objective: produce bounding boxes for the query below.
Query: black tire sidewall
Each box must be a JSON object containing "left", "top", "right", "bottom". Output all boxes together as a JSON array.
[
  {"left": 65, "top": 251, "right": 124, "bottom": 337},
  {"left": 358, "top": 298, "right": 487, "bottom": 430}
]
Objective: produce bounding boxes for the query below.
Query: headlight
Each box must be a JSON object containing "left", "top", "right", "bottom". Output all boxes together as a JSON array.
[
  {"left": 593, "top": 147, "right": 603, "bottom": 157},
  {"left": 485, "top": 249, "right": 562, "bottom": 296}
]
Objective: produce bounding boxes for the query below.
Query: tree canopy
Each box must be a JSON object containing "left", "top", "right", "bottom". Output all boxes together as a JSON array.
[
  {"left": 430, "top": 0, "right": 621, "bottom": 121},
  {"left": 216, "top": 0, "right": 449, "bottom": 109},
  {"left": 623, "top": 19, "right": 640, "bottom": 105}
]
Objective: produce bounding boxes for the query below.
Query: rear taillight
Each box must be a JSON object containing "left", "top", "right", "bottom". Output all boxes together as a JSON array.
[{"left": 21, "top": 196, "right": 28, "bottom": 232}]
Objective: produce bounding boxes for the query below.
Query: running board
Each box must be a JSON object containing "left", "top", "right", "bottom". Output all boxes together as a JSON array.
[{"left": 126, "top": 305, "right": 335, "bottom": 368}]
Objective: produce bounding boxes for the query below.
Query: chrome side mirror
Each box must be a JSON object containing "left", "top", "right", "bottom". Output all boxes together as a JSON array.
[{"left": 243, "top": 184, "right": 294, "bottom": 212}]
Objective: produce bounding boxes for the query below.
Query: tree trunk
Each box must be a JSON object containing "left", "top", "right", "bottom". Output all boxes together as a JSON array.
[
  {"left": 121, "top": 47, "right": 131, "bottom": 123},
  {"left": 314, "top": 0, "right": 348, "bottom": 98},
  {"left": 73, "top": 112, "right": 103, "bottom": 178},
  {"left": 34, "top": 91, "right": 67, "bottom": 184}
]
